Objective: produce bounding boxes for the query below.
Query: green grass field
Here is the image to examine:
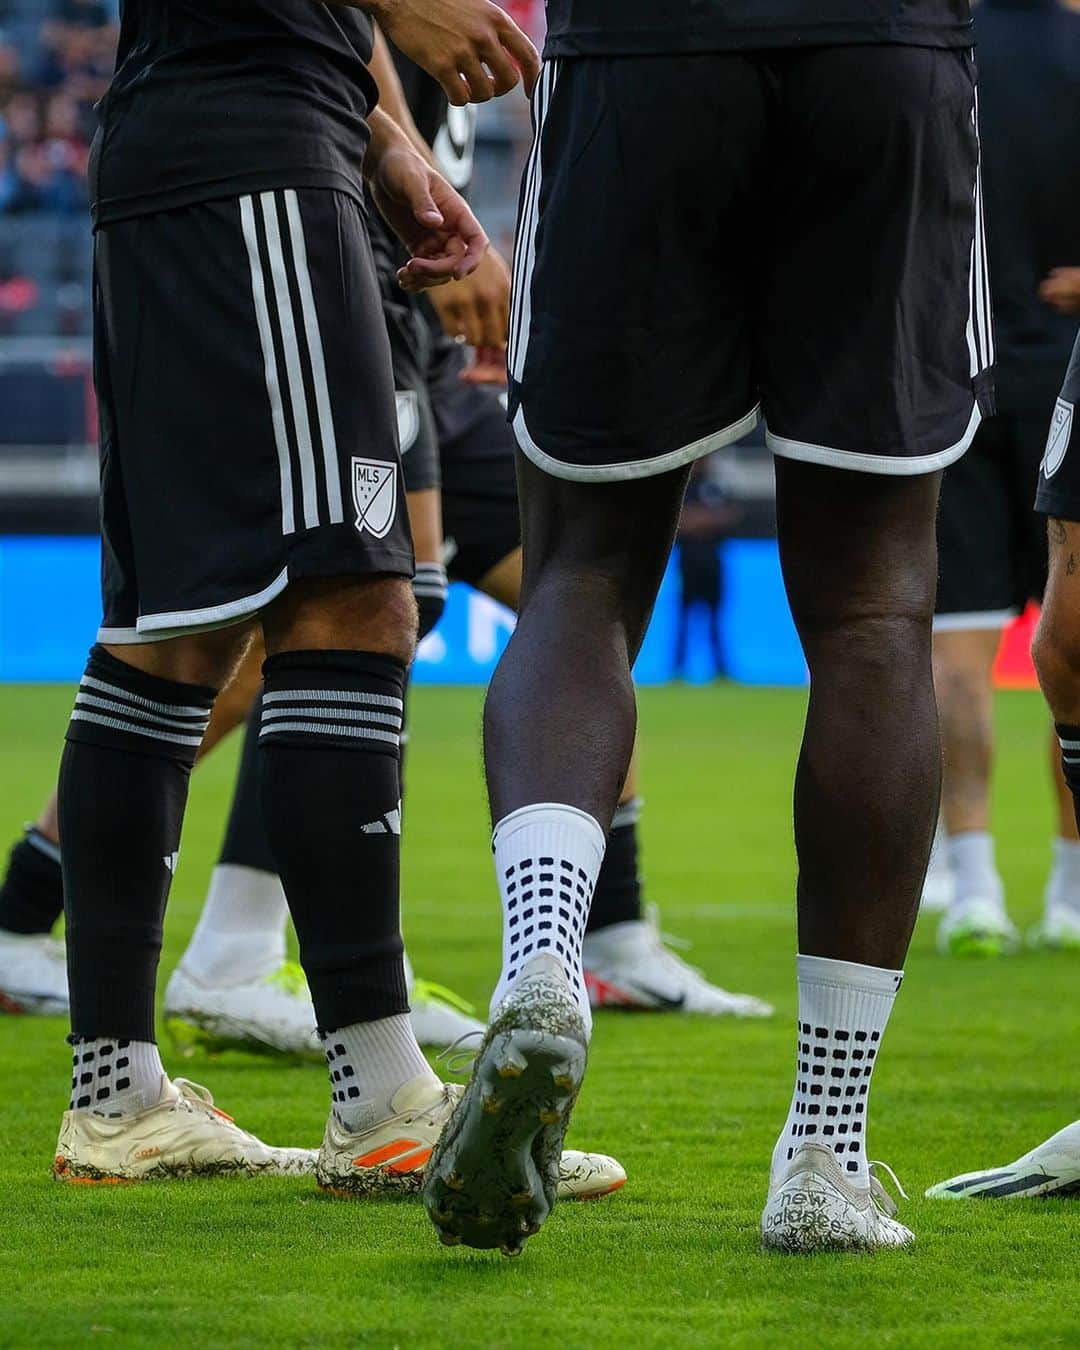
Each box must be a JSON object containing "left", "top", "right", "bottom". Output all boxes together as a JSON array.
[{"left": 1, "top": 682, "right": 1078, "bottom": 1348}]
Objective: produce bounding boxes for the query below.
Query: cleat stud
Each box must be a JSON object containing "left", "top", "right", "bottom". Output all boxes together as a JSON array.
[
  {"left": 510, "top": 1189, "right": 534, "bottom": 1207},
  {"left": 498, "top": 1061, "right": 524, "bottom": 1079},
  {"left": 552, "top": 1073, "right": 575, "bottom": 1091},
  {"left": 500, "top": 1243, "right": 523, "bottom": 1258},
  {"left": 538, "top": 1108, "right": 560, "bottom": 1125},
  {"left": 482, "top": 1094, "right": 504, "bottom": 1116}
]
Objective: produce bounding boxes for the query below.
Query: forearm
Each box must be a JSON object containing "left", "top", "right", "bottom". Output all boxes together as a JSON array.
[
  {"left": 364, "top": 105, "right": 424, "bottom": 181},
  {"left": 368, "top": 24, "right": 439, "bottom": 167}
]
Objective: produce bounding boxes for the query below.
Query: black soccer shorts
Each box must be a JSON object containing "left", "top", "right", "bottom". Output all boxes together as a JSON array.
[
  {"left": 935, "top": 403, "right": 1057, "bottom": 630},
  {"left": 508, "top": 49, "right": 995, "bottom": 481},
  {"left": 1035, "top": 334, "right": 1080, "bottom": 524},
  {"left": 95, "top": 188, "right": 413, "bottom": 643}
]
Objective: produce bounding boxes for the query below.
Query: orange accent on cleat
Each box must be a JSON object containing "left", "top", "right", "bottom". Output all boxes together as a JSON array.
[
  {"left": 386, "top": 1147, "right": 432, "bottom": 1174},
  {"left": 353, "top": 1138, "right": 425, "bottom": 1169}
]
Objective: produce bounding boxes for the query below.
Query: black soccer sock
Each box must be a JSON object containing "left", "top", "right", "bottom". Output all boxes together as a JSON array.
[
  {"left": 1057, "top": 723, "right": 1080, "bottom": 835},
  {"left": 0, "top": 828, "right": 64, "bottom": 935},
  {"left": 58, "top": 646, "right": 213, "bottom": 1040},
  {"left": 258, "top": 650, "right": 408, "bottom": 1030},
  {"left": 586, "top": 797, "right": 644, "bottom": 933},
  {"left": 218, "top": 694, "right": 277, "bottom": 875}
]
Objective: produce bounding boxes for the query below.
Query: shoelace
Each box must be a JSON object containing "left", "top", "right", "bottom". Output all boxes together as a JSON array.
[
  {"left": 264, "top": 962, "right": 308, "bottom": 998},
  {"left": 401, "top": 1081, "right": 463, "bottom": 1126},
  {"left": 868, "top": 1159, "right": 909, "bottom": 1217},
  {"left": 173, "top": 1077, "right": 236, "bottom": 1125},
  {"left": 641, "top": 903, "right": 708, "bottom": 981},
  {"left": 436, "top": 1029, "right": 485, "bottom": 1076},
  {"left": 411, "top": 977, "right": 478, "bottom": 1015}
]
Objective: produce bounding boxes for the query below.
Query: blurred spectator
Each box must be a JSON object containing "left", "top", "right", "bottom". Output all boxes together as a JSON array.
[{"left": 673, "top": 459, "right": 743, "bottom": 681}]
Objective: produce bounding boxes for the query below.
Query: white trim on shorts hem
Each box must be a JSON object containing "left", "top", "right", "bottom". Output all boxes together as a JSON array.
[
  {"left": 98, "top": 567, "right": 290, "bottom": 644},
  {"left": 932, "top": 608, "right": 1018, "bottom": 634},
  {"left": 766, "top": 401, "right": 982, "bottom": 477},
  {"left": 512, "top": 404, "right": 761, "bottom": 483}
]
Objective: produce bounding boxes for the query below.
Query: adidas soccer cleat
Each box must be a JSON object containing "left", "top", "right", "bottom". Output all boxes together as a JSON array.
[
  {"left": 423, "top": 954, "right": 589, "bottom": 1256},
  {"left": 0, "top": 930, "right": 69, "bottom": 1016},
  {"left": 164, "top": 962, "right": 321, "bottom": 1058},
  {"left": 925, "top": 1120, "right": 1080, "bottom": 1200},
  {"left": 1029, "top": 905, "right": 1080, "bottom": 951},
  {"left": 761, "top": 1144, "right": 914, "bottom": 1253},
  {"left": 53, "top": 1075, "right": 316, "bottom": 1183},
  {"left": 408, "top": 978, "right": 486, "bottom": 1048},
  {"left": 582, "top": 906, "right": 772, "bottom": 1017},
  {"left": 937, "top": 896, "right": 1020, "bottom": 957},
  {"left": 316, "top": 1071, "right": 625, "bottom": 1203},
  {"left": 316, "top": 1075, "right": 461, "bottom": 1197}
]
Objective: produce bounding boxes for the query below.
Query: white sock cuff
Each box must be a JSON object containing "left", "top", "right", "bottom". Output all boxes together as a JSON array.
[
  {"left": 797, "top": 954, "right": 904, "bottom": 996},
  {"left": 947, "top": 830, "right": 995, "bottom": 862},
  {"left": 492, "top": 803, "right": 606, "bottom": 860},
  {"left": 1053, "top": 836, "right": 1080, "bottom": 861}
]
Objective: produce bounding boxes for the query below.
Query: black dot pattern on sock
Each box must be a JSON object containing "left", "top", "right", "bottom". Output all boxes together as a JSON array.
[
  {"left": 504, "top": 855, "right": 593, "bottom": 1007},
  {"left": 322, "top": 1036, "right": 361, "bottom": 1107},
  {"left": 787, "top": 1021, "right": 879, "bottom": 1174},
  {"left": 68, "top": 1038, "right": 142, "bottom": 1117}
]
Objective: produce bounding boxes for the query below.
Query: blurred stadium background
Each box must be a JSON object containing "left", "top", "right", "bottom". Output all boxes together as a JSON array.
[{"left": 0, "top": 0, "right": 1039, "bottom": 687}]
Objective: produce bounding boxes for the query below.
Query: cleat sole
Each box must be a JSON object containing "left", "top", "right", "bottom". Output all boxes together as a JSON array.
[{"left": 423, "top": 1020, "right": 587, "bottom": 1256}]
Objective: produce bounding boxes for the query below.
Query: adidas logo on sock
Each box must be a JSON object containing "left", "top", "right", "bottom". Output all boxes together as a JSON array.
[{"left": 361, "top": 806, "right": 401, "bottom": 836}]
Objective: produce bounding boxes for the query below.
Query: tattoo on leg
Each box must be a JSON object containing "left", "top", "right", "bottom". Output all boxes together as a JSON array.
[{"left": 1068, "top": 554, "right": 1077, "bottom": 577}]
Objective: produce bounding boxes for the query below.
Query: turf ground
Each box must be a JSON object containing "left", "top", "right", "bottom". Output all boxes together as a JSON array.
[{"left": 1, "top": 682, "right": 1078, "bottom": 1348}]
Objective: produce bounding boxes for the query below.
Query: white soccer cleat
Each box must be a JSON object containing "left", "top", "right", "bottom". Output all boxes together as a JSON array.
[
  {"left": 937, "top": 895, "right": 1020, "bottom": 958},
  {"left": 582, "top": 906, "right": 773, "bottom": 1017},
  {"left": 53, "top": 1075, "right": 316, "bottom": 1183},
  {"left": 556, "top": 1149, "right": 626, "bottom": 1200},
  {"left": 409, "top": 978, "right": 486, "bottom": 1048},
  {"left": 316, "top": 1071, "right": 625, "bottom": 1203},
  {"left": 925, "top": 1120, "right": 1080, "bottom": 1200},
  {"left": 316, "top": 1074, "right": 461, "bottom": 1197},
  {"left": 920, "top": 833, "right": 955, "bottom": 914},
  {"left": 164, "top": 962, "right": 321, "bottom": 1058},
  {"left": 0, "top": 929, "right": 69, "bottom": 1016},
  {"left": 1029, "top": 904, "right": 1080, "bottom": 951},
  {"left": 761, "top": 1143, "right": 914, "bottom": 1253}
]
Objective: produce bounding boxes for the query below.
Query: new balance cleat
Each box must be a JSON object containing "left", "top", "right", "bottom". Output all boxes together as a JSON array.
[
  {"left": 315, "top": 1070, "right": 625, "bottom": 1203},
  {"left": 1029, "top": 905, "right": 1080, "bottom": 951},
  {"left": 409, "top": 978, "right": 486, "bottom": 1048},
  {"left": 583, "top": 906, "right": 772, "bottom": 1017},
  {"left": 937, "top": 897, "right": 1020, "bottom": 957},
  {"left": 164, "top": 962, "right": 321, "bottom": 1058},
  {"left": 53, "top": 1076, "right": 315, "bottom": 1183},
  {"left": 761, "top": 1144, "right": 914, "bottom": 1253},
  {"left": 423, "top": 955, "right": 589, "bottom": 1256},
  {"left": 0, "top": 930, "right": 68, "bottom": 1016},
  {"left": 926, "top": 1120, "right": 1080, "bottom": 1199}
]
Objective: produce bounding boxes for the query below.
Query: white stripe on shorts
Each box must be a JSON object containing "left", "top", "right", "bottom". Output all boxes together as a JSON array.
[{"left": 509, "top": 60, "right": 560, "bottom": 385}]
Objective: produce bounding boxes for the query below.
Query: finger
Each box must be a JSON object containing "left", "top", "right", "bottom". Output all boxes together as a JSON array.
[
  {"left": 457, "top": 52, "right": 496, "bottom": 104},
  {"left": 496, "top": 17, "right": 541, "bottom": 97},
  {"left": 480, "top": 38, "right": 521, "bottom": 99},
  {"left": 397, "top": 263, "right": 453, "bottom": 294},
  {"left": 435, "top": 62, "right": 471, "bottom": 108}
]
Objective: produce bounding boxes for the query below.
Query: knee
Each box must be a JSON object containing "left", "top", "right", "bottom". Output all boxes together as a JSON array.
[
  {"left": 262, "top": 575, "right": 417, "bottom": 666},
  {"left": 103, "top": 626, "right": 252, "bottom": 692},
  {"left": 1033, "top": 607, "right": 1080, "bottom": 719}
]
